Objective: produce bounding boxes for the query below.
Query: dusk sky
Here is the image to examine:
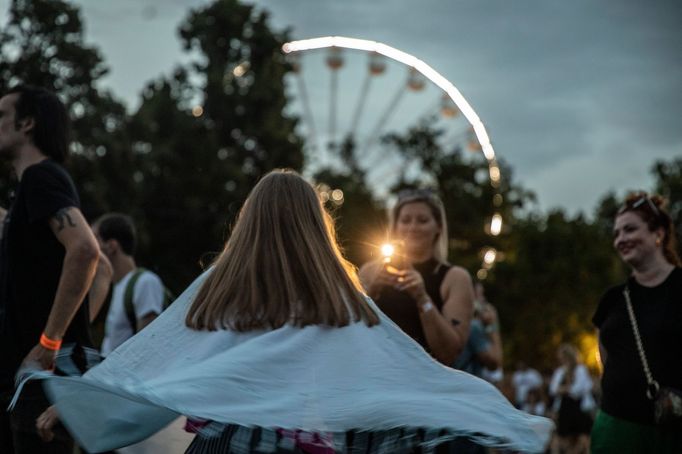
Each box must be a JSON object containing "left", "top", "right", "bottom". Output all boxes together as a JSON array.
[{"left": 2, "top": 0, "right": 680, "bottom": 215}]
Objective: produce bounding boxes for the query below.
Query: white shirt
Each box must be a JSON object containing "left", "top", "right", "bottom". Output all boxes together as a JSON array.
[
  {"left": 101, "top": 269, "right": 165, "bottom": 356},
  {"left": 512, "top": 368, "right": 543, "bottom": 406},
  {"left": 549, "top": 364, "right": 595, "bottom": 412}
]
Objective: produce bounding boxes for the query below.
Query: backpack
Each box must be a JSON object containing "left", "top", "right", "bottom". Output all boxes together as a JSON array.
[{"left": 123, "top": 267, "right": 175, "bottom": 334}]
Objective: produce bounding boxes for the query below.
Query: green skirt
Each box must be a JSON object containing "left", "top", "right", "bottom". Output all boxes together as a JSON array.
[{"left": 591, "top": 410, "right": 682, "bottom": 454}]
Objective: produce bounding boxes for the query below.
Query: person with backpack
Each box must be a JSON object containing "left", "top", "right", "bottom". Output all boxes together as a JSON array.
[{"left": 92, "top": 213, "right": 168, "bottom": 356}]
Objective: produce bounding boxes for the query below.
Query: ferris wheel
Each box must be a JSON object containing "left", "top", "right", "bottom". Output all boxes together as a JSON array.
[{"left": 282, "top": 37, "right": 503, "bottom": 278}]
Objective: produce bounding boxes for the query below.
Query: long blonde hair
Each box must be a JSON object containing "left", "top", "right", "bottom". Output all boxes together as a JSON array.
[{"left": 186, "top": 169, "right": 380, "bottom": 331}]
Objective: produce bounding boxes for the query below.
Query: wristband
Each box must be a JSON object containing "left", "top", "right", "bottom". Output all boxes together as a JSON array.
[
  {"left": 419, "top": 298, "right": 435, "bottom": 314},
  {"left": 40, "top": 333, "right": 62, "bottom": 351}
]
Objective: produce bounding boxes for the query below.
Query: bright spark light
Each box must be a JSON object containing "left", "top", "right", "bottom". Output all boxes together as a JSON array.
[
  {"left": 192, "top": 106, "right": 204, "bottom": 117},
  {"left": 490, "top": 214, "right": 502, "bottom": 236},
  {"left": 282, "top": 36, "right": 497, "bottom": 163},
  {"left": 489, "top": 165, "right": 500, "bottom": 182},
  {"left": 233, "top": 62, "right": 249, "bottom": 77},
  {"left": 483, "top": 248, "right": 497, "bottom": 265},
  {"left": 331, "top": 189, "right": 344, "bottom": 201},
  {"left": 381, "top": 243, "right": 395, "bottom": 257}
]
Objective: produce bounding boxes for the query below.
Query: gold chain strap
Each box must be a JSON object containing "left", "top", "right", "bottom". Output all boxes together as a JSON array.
[{"left": 623, "top": 286, "right": 660, "bottom": 400}]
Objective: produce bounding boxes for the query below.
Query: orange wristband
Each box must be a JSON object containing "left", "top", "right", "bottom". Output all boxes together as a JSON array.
[{"left": 39, "top": 333, "right": 62, "bottom": 351}]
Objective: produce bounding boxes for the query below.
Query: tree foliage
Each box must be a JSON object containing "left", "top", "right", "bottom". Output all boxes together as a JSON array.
[{"left": 1, "top": 0, "right": 680, "bottom": 370}]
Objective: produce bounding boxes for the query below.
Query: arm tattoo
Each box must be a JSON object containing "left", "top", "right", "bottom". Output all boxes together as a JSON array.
[{"left": 54, "top": 207, "right": 77, "bottom": 232}]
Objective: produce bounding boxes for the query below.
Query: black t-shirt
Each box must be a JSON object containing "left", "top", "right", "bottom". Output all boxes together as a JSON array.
[
  {"left": 592, "top": 267, "right": 682, "bottom": 425},
  {"left": 0, "top": 159, "right": 92, "bottom": 387},
  {"left": 375, "top": 258, "right": 451, "bottom": 352}
]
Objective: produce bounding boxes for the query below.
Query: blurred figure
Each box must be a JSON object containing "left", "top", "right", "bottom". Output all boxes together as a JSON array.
[
  {"left": 591, "top": 193, "right": 682, "bottom": 453},
  {"left": 549, "top": 344, "right": 593, "bottom": 454},
  {"left": 92, "top": 213, "right": 166, "bottom": 356},
  {"left": 512, "top": 361, "right": 543, "bottom": 408},
  {"left": 453, "top": 282, "right": 503, "bottom": 377},
  {"left": 522, "top": 387, "right": 547, "bottom": 417},
  {"left": 0, "top": 86, "right": 99, "bottom": 453},
  {"left": 359, "top": 189, "right": 474, "bottom": 366}
]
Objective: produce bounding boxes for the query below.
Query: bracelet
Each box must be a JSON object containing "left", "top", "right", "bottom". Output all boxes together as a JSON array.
[
  {"left": 39, "top": 333, "right": 62, "bottom": 351},
  {"left": 419, "top": 298, "right": 435, "bottom": 314}
]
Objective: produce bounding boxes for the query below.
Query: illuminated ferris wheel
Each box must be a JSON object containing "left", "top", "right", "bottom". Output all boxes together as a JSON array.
[{"left": 282, "top": 37, "right": 503, "bottom": 277}]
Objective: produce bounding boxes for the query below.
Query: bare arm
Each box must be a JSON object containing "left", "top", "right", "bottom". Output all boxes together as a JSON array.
[
  {"left": 136, "top": 313, "right": 158, "bottom": 331},
  {"left": 598, "top": 331, "right": 607, "bottom": 367},
  {"left": 88, "top": 252, "right": 113, "bottom": 322},
  {"left": 21, "top": 207, "right": 99, "bottom": 370},
  {"left": 358, "top": 260, "right": 396, "bottom": 300},
  {"left": 476, "top": 303, "right": 503, "bottom": 369},
  {"left": 419, "top": 267, "right": 474, "bottom": 365}
]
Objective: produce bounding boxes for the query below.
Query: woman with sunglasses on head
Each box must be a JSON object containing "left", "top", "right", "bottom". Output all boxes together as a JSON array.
[
  {"left": 591, "top": 192, "right": 682, "bottom": 453},
  {"left": 359, "top": 189, "right": 474, "bottom": 367}
]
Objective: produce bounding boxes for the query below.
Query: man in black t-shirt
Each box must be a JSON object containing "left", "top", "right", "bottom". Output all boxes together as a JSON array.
[{"left": 0, "top": 86, "right": 99, "bottom": 453}]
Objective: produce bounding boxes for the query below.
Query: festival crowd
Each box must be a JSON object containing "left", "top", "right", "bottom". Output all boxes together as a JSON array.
[{"left": 0, "top": 86, "right": 679, "bottom": 454}]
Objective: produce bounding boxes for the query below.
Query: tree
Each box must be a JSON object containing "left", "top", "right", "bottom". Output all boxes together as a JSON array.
[
  {"left": 382, "top": 120, "right": 533, "bottom": 271},
  {"left": 653, "top": 158, "right": 682, "bottom": 256},
  {"left": 128, "top": 0, "right": 305, "bottom": 290},
  {"left": 313, "top": 138, "right": 387, "bottom": 267},
  {"left": 487, "top": 210, "right": 623, "bottom": 370},
  {"left": 0, "top": 0, "right": 135, "bottom": 216}
]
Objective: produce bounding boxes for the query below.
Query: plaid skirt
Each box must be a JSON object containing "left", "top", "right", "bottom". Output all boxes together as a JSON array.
[{"left": 185, "top": 423, "right": 485, "bottom": 454}]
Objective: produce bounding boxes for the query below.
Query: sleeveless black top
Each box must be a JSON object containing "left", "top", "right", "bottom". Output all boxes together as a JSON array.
[{"left": 374, "top": 257, "right": 451, "bottom": 353}]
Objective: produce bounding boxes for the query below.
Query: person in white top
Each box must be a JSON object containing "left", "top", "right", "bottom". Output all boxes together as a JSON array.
[
  {"left": 92, "top": 214, "right": 165, "bottom": 356},
  {"left": 512, "top": 361, "right": 543, "bottom": 408},
  {"left": 549, "top": 344, "right": 594, "bottom": 454},
  {"left": 90, "top": 214, "right": 188, "bottom": 453}
]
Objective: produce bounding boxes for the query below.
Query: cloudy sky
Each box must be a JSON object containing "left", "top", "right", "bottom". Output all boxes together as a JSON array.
[{"left": 2, "top": 0, "right": 680, "bottom": 215}]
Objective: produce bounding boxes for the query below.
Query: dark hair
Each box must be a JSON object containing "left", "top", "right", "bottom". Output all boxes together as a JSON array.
[
  {"left": 618, "top": 192, "right": 680, "bottom": 266},
  {"left": 6, "top": 85, "right": 70, "bottom": 163},
  {"left": 94, "top": 213, "right": 137, "bottom": 256}
]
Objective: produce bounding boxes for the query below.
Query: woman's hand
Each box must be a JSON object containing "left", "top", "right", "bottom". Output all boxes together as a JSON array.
[
  {"left": 366, "top": 264, "right": 399, "bottom": 299},
  {"left": 395, "top": 267, "right": 428, "bottom": 303},
  {"left": 36, "top": 405, "right": 60, "bottom": 442}
]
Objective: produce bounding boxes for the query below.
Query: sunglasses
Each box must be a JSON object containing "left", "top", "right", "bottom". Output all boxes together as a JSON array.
[
  {"left": 397, "top": 188, "right": 440, "bottom": 202},
  {"left": 620, "top": 195, "right": 660, "bottom": 216}
]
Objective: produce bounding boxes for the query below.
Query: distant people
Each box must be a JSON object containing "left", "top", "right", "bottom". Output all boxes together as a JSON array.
[
  {"left": 549, "top": 344, "right": 594, "bottom": 454},
  {"left": 591, "top": 193, "right": 682, "bottom": 453},
  {"left": 453, "top": 282, "right": 503, "bottom": 377},
  {"left": 92, "top": 213, "right": 166, "bottom": 356},
  {"left": 512, "top": 361, "right": 543, "bottom": 408},
  {"left": 38, "top": 170, "right": 552, "bottom": 453},
  {"left": 522, "top": 387, "right": 547, "bottom": 417},
  {"left": 0, "top": 85, "right": 99, "bottom": 453},
  {"left": 359, "top": 189, "right": 474, "bottom": 366}
]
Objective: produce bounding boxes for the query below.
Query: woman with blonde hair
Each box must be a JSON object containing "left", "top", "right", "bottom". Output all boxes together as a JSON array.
[
  {"left": 27, "top": 170, "right": 551, "bottom": 453},
  {"left": 359, "top": 189, "right": 474, "bottom": 366},
  {"left": 591, "top": 192, "right": 682, "bottom": 453},
  {"left": 549, "top": 344, "right": 594, "bottom": 454}
]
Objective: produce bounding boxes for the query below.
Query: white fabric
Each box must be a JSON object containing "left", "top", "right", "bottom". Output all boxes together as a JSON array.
[
  {"left": 101, "top": 269, "right": 165, "bottom": 356},
  {"left": 549, "top": 364, "right": 595, "bottom": 413},
  {"left": 45, "top": 271, "right": 553, "bottom": 453},
  {"left": 512, "top": 368, "right": 543, "bottom": 406}
]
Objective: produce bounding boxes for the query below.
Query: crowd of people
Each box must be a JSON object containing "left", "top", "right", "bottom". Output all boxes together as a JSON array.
[{"left": 0, "top": 85, "right": 679, "bottom": 454}]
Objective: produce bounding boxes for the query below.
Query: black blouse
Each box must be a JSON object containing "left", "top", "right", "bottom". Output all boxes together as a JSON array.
[{"left": 592, "top": 267, "right": 682, "bottom": 425}]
